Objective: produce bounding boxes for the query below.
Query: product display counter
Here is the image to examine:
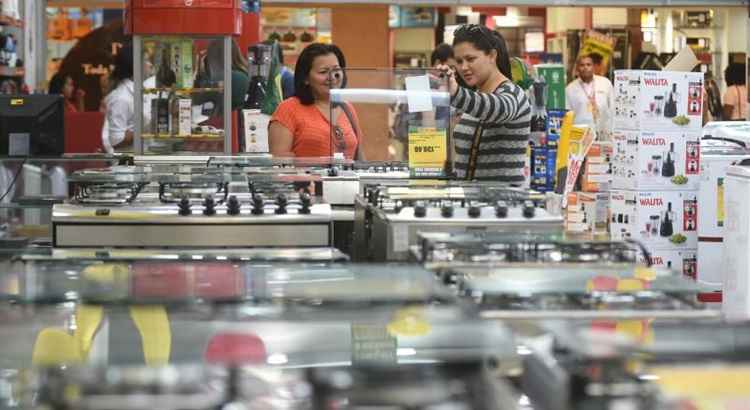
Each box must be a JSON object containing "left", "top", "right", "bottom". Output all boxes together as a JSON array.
[{"left": 0, "top": 152, "right": 745, "bottom": 410}]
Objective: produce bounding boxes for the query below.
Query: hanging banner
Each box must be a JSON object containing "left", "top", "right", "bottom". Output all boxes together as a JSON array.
[{"left": 579, "top": 30, "right": 615, "bottom": 75}]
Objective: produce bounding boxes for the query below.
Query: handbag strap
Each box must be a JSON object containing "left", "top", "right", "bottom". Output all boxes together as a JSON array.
[{"left": 337, "top": 102, "right": 363, "bottom": 160}]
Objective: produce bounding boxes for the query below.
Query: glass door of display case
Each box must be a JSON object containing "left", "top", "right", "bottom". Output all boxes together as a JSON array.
[{"left": 133, "top": 35, "right": 232, "bottom": 155}]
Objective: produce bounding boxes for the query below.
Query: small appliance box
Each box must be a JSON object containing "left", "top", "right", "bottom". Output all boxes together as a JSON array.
[
  {"left": 638, "top": 248, "right": 697, "bottom": 280},
  {"left": 722, "top": 165, "right": 750, "bottom": 320},
  {"left": 613, "top": 70, "right": 703, "bottom": 133},
  {"left": 581, "top": 142, "right": 612, "bottom": 193},
  {"left": 610, "top": 189, "right": 697, "bottom": 250},
  {"left": 697, "top": 140, "right": 750, "bottom": 286},
  {"left": 535, "top": 65, "right": 566, "bottom": 110},
  {"left": 530, "top": 147, "right": 557, "bottom": 192},
  {"left": 612, "top": 130, "right": 700, "bottom": 190}
]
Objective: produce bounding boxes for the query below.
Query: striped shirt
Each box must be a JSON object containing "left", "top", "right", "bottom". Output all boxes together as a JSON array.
[{"left": 451, "top": 81, "right": 531, "bottom": 182}]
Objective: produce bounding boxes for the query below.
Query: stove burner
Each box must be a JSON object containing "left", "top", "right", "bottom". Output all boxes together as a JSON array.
[{"left": 73, "top": 182, "right": 148, "bottom": 205}]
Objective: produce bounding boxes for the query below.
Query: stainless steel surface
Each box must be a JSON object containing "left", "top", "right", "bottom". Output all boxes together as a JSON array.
[
  {"left": 21, "top": 247, "right": 348, "bottom": 262},
  {"left": 417, "top": 232, "right": 643, "bottom": 265},
  {"left": 52, "top": 202, "right": 332, "bottom": 248}
]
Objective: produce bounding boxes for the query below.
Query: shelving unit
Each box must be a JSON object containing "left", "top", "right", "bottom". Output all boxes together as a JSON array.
[{"left": 0, "top": 6, "right": 24, "bottom": 94}]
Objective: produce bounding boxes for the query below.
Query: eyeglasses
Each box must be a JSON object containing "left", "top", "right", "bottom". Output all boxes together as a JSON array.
[
  {"left": 456, "top": 24, "right": 497, "bottom": 48},
  {"left": 333, "top": 125, "right": 347, "bottom": 153}
]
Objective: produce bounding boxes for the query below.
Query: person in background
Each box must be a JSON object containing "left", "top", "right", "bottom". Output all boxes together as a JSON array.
[
  {"left": 431, "top": 43, "right": 456, "bottom": 70},
  {"left": 436, "top": 24, "right": 531, "bottom": 182},
  {"left": 565, "top": 53, "right": 613, "bottom": 139},
  {"left": 48, "top": 72, "right": 85, "bottom": 112},
  {"left": 723, "top": 62, "right": 747, "bottom": 121},
  {"left": 269, "top": 43, "right": 362, "bottom": 159},
  {"left": 200, "top": 38, "right": 250, "bottom": 111},
  {"left": 102, "top": 42, "right": 134, "bottom": 153},
  {"left": 264, "top": 40, "right": 295, "bottom": 100}
]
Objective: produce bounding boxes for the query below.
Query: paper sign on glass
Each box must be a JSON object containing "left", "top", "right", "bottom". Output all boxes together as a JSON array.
[{"left": 404, "top": 75, "right": 433, "bottom": 113}]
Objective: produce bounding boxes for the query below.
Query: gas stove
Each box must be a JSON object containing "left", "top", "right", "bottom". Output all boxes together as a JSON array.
[
  {"left": 54, "top": 167, "right": 331, "bottom": 248},
  {"left": 353, "top": 182, "right": 563, "bottom": 261},
  {"left": 417, "top": 232, "right": 645, "bottom": 266},
  {"left": 318, "top": 161, "right": 411, "bottom": 206},
  {"left": 517, "top": 319, "right": 750, "bottom": 410},
  {"left": 445, "top": 264, "right": 716, "bottom": 320}
]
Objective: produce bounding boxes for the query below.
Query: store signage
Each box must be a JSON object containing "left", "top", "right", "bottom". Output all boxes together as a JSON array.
[{"left": 408, "top": 126, "right": 447, "bottom": 178}]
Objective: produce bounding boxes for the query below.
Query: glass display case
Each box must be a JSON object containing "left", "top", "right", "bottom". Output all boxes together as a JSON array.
[
  {"left": 134, "top": 35, "right": 233, "bottom": 155},
  {"left": 0, "top": 155, "right": 124, "bottom": 246},
  {"left": 329, "top": 68, "right": 452, "bottom": 178}
]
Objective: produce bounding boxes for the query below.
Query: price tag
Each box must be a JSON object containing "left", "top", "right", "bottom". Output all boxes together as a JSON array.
[{"left": 408, "top": 127, "right": 447, "bottom": 178}]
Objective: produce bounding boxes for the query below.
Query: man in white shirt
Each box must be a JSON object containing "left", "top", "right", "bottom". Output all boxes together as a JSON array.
[{"left": 565, "top": 53, "right": 613, "bottom": 139}]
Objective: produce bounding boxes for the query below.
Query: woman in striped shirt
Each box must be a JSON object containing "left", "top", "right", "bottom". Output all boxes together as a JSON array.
[{"left": 437, "top": 24, "right": 531, "bottom": 183}]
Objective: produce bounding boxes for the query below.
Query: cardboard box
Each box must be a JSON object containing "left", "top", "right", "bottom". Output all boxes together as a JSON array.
[
  {"left": 612, "top": 130, "right": 700, "bottom": 190},
  {"left": 566, "top": 192, "right": 608, "bottom": 233},
  {"left": 535, "top": 65, "right": 566, "bottom": 110},
  {"left": 531, "top": 146, "right": 557, "bottom": 192},
  {"left": 178, "top": 98, "right": 192, "bottom": 136},
  {"left": 581, "top": 171, "right": 611, "bottom": 193},
  {"left": 610, "top": 189, "right": 698, "bottom": 250},
  {"left": 638, "top": 248, "right": 697, "bottom": 280},
  {"left": 180, "top": 39, "right": 194, "bottom": 89},
  {"left": 613, "top": 70, "right": 703, "bottom": 132},
  {"left": 581, "top": 142, "right": 612, "bottom": 193}
]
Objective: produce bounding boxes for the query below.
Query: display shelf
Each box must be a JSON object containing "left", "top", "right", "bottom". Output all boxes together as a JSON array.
[
  {"left": 0, "top": 14, "right": 23, "bottom": 27},
  {"left": 143, "top": 87, "right": 224, "bottom": 95},
  {"left": 142, "top": 134, "right": 224, "bottom": 140},
  {"left": 674, "top": 26, "right": 724, "bottom": 30},
  {"left": 0, "top": 66, "right": 24, "bottom": 77}
]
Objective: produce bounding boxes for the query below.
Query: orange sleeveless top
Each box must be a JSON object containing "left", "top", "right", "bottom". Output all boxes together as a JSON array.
[{"left": 270, "top": 97, "right": 359, "bottom": 159}]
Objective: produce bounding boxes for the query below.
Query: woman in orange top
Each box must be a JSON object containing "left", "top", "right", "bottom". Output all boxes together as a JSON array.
[{"left": 270, "top": 43, "right": 363, "bottom": 159}]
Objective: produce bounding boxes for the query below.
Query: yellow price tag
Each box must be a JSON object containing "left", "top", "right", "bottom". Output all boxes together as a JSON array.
[{"left": 408, "top": 127, "right": 447, "bottom": 171}]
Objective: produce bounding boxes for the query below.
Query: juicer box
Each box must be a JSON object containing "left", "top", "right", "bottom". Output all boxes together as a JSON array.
[
  {"left": 637, "top": 248, "right": 697, "bottom": 280},
  {"left": 613, "top": 70, "right": 703, "bottom": 132},
  {"left": 610, "top": 189, "right": 697, "bottom": 250},
  {"left": 611, "top": 130, "right": 701, "bottom": 190}
]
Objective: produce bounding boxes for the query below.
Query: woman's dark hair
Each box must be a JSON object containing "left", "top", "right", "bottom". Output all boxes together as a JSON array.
[
  {"left": 294, "top": 43, "right": 346, "bottom": 105},
  {"left": 452, "top": 24, "right": 513, "bottom": 81},
  {"left": 110, "top": 41, "right": 134, "bottom": 87},
  {"left": 430, "top": 43, "right": 454, "bottom": 66},
  {"left": 725, "top": 62, "right": 746, "bottom": 87},
  {"left": 207, "top": 38, "right": 249, "bottom": 77},
  {"left": 48, "top": 72, "right": 68, "bottom": 95}
]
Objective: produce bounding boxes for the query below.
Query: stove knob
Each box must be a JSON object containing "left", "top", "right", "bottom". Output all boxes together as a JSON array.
[
  {"left": 523, "top": 201, "right": 536, "bottom": 219},
  {"left": 414, "top": 201, "right": 427, "bottom": 218},
  {"left": 441, "top": 203, "right": 454, "bottom": 218},
  {"left": 226, "top": 195, "right": 241, "bottom": 216},
  {"left": 203, "top": 195, "right": 216, "bottom": 216},
  {"left": 275, "top": 194, "right": 288, "bottom": 214},
  {"left": 178, "top": 196, "right": 191, "bottom": 216},
  {"left": 251, "top": 194, "right": 265, "bottom": 215},
  {"left": 495, "top": 201, "right": 508, "bottom": 218},
  {"left": 468, "top": 205, "right": 482, "bottom": 218},
  {"left": 299, "top": 192, "right": 312, "bottom": 214}
]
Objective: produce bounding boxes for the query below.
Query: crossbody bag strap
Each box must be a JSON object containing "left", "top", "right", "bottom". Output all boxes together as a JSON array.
[
  {"left": 338, "top": 102, "right": 364, "bottom": 160},
  {"left": 466, "top": 121, "right": 483, "bottom": 180}
]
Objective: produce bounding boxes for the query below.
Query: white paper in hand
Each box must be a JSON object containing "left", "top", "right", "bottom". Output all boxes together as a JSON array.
[{"left": 405, "top": 75, "right": 433, "bottom": 113}]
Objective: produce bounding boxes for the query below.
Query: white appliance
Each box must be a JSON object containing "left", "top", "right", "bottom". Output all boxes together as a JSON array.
[
  {"left": 242, "top": 109, "right": 270, "bottom": 153},
  {"left": 722, "top": 163, "right": 750, "bottom": 320},
  {"left": 698, "top": 139, "right": 750, "bottom": 287}
]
